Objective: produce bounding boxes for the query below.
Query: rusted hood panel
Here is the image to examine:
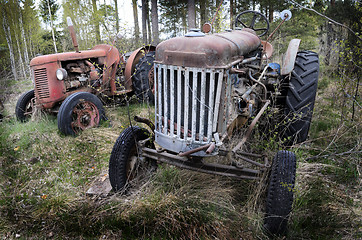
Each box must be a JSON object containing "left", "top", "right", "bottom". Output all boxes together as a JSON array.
[
  {"left": 30, "top": 44, "right": 117, "bottom": 66},
  {"left": 155, "top": 29, "right": 261, "bottom": 68}
]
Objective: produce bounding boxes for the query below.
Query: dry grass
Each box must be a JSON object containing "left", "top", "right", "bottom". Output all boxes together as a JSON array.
[{"left": 0, "top": 77, "right": 360, "bottom": 239}]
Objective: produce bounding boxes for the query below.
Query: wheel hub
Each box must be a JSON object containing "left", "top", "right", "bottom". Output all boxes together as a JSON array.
[{"left": 71, "top": 101, "right": 100, "bottom": 132}]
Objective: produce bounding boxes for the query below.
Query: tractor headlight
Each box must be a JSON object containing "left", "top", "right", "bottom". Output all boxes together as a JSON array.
[{"left": 56, "top": 68, "right": 68, "bottom": 80}]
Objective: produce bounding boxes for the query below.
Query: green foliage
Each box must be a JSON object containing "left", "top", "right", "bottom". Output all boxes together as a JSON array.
[{"left": 39, "top": 0, "right": 60, "bottom": 25}]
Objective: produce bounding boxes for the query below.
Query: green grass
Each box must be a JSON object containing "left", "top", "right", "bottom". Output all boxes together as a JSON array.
[{"left": 0, "top": 76, "right": 360, "bottom": 239}]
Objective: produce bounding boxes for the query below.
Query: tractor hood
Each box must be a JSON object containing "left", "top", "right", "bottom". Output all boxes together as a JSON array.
[
  {"left": 155, "top": 29, "right": 261, "bottom": 68},
  {"left": 30, "top": 44, "right": 117, "bottom": 67}
]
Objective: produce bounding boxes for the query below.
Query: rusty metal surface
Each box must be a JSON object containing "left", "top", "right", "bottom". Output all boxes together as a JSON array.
[
  {"left": 179, "top": 143, "right": 212, "bottom": 157},
  {"left": 232, "top": 100, "right": 271, "bottom": 152},
  {"left": 33, "top": 62, "right": 66, "bottom": 108},
  {"left": 261, "top": 40, "right": 273, "bottom": 59},
  {"left": 134, "top": 116, "right": 155, "bottom": 131},
  {"left": 30, "top": 49, "right": 105, "bottom": 67},
  {"left": 142, "top": 147, "right": 261, "bottom": 180},
  {"left": 155, "top": 29, "right": 261, "bottom": 68},
  {"left": 32, "top": 45, "right": 120, "bottom": 108},
  {"left": 124, "top": 45, "right": 156, "bottom": 90},
  {"left": 92, "top": 45, "right": 120, "bottom": 95},
  {"left": 281, "top": 39, "right": 301, "bottom": 75}
]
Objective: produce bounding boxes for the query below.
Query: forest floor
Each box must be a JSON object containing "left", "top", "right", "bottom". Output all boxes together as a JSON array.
[{"left": 0, "top": 75, "right": 360, "bottom": 239}]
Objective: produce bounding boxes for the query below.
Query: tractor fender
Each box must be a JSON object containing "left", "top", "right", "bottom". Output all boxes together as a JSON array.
[
  {"left": 124, "top": 45, "right": 156, "bottom": 90},
  {"left": 281, "top": 39, "right": 301, "bottom": 75}
]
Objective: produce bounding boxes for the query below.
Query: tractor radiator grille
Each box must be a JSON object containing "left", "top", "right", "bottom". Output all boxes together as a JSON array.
[
  {"left": 34, "top": 68, "right": 50, "bottom": 99},
  {"left": 154, "top": 64, "right": 224, "bottom": 153}
]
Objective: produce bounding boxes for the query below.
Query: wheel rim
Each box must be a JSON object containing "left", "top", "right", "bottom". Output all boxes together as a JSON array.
[
  {"left": 71, "top": 101, "right": 100, "bottom": 133},
  {"left": 23, "top": 98, "right": 35, "bottom": 118},
  {"left": 126, "top": 146, "right": 139, "bottom": 181},
  {"left": 125, "top": 141, "right": 154, "bottom": 187},
  {"left": 148, "top": 66, "right": 155, "bottom": 94}
]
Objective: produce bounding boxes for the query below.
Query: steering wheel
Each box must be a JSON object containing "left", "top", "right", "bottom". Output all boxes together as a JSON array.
[{"left": 234, "top": 10, "right": 270, "bottom": 37}]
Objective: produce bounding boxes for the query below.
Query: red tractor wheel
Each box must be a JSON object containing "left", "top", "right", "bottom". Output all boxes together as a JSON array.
[{"left": 57, "top": 92, "right": 105, "bottom": 136}]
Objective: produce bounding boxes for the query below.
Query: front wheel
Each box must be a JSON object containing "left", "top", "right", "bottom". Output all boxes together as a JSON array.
[
  {"left": 57, "top": 92, "right": 105, "bottom": 136},
  {"left": 264, "top": 150, "right": 297, "bottom": 236},
  {"left": 15, "top": 89, "right": 35, "bottom": 122},
  {"left": 108, "top": 126, "right": 156, "bottom": 193}
]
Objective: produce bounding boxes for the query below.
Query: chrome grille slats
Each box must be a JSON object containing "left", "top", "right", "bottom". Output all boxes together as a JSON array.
[
  {"left": 34, "top": 68, "right": 50, "bottom": 99},
  {"left": 155, "top": 64, "right": 224, "bottom": 152}
]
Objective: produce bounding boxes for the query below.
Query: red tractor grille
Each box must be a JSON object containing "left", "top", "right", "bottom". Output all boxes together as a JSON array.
[{"left": 34, "top": 68, "right": 50, "bottom": 99}]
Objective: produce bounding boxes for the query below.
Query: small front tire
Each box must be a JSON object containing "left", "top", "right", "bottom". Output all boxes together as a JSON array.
[
  {"left": 15, "top": 89, "right": 35, "bottom": 122},
  {"left": 108, "top": 126, "right": 156, "bottom": 193},
  {"left": 264, "top": 150, "right": 297, "bottom": 236},
  {"left": 57, "top": 92, "right": 105, "bottom": 136}
]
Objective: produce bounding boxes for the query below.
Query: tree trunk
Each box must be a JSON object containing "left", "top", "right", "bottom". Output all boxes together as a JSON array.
[
  {"left": 19, "top": 14, "right": 30, "bottom": 74},
  {"left": 2, "top": 15, "right": 18, "bottom": 81},
  {"left": 187, "top": 0, "right": 196, "bottom": 29},
  {"left": 146, "top": 1, "right": 152, "bottom": 44},
  {"left": 142, "top": 0, "right": 148, "bottom": 44},
  {"left": 92, "top": 0, "right": 101, "bottom": 43},
  {"left": 14, "top": 32, "right": 26, "bottom": 79},
  {"left": 132, "top": 0, "right": 140, "bottom": 44},
  {"left": 200, "top": 0, "right": 206, "bottom": 27},
  {"left": 268, "top": 3, "right": 273, "bottom": 23},
  {"left": 182, "top": 6, "right": 187, "bottom": 34},
  {"left": 47, "top": 0, "right": 57, "bottom": 52},
  {"left": 114, "top": 0, "right": 119, "bottom": 33},
  {"left": 151, "top": 0, "right": 159, "bottom": 44},
  {"left": 230, "top": 0, "right": 234, "bottom": 29}
]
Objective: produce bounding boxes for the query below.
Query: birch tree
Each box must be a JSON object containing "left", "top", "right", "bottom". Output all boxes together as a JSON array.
[{"left": 39, "top": 0, "right": 59, "bottom": 52}]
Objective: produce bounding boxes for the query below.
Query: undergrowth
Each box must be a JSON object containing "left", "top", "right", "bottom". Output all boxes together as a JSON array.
[{"left": 0, "top": 75, "right": 360, "bottom": 239}]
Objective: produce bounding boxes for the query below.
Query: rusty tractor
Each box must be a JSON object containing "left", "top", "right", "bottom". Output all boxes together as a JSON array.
[
  {"left": 108, "top": 9, "right": 319, "bottom": 235},
  {"left": 15, "top": 17, "right": 155, "bottom": 136}
]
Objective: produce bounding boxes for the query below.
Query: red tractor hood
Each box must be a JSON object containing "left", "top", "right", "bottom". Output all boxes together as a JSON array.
[
  {"left": 155, "top": 29, "right": 261, "bottom": 68},
  {"left": 30, "top": 44, "right": 116, "bottom": 66}
]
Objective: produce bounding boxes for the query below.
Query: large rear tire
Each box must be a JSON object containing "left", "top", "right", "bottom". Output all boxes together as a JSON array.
[
  {"left": 132, "top": 52, "right": 155, "bottom": 104},
  {"left": 264, "top": 150, "right": 296, "bottom": 236},
  {"left": 282, "top": 51, "right": 319, "bottom": 145},
  {"left": 15, "top": 89, "right": 35, "bottom": 122},
  {"left": 108, "top": 126, "right": 156, "bottom": 193},
  {"left": 57, "top": 92, "right": 105, "bottom": 136}
]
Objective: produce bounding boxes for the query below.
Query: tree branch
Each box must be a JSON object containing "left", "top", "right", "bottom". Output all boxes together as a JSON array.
[{"left": 289, "top": 0, "right": 362, "bottom": 42}]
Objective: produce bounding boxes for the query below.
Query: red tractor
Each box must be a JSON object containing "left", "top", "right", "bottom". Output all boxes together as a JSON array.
[
  {"left": 15, "top": 17, "right": 155, "bottom": 136},
  {"left": 108, "top": 10, "right": 319, "bottom": 236}
]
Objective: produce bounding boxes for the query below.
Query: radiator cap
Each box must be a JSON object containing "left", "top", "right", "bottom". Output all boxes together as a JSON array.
[{"left": 185, "top": 29, "right": 205, "bottom": 37}]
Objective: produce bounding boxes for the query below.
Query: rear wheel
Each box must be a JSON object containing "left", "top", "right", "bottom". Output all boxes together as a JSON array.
[
  {"left": 132, "top": 52, "right": 155, "bottom": 104},
  {"left": 108, "top": 126, "right": 156, "bottom": 193},
  {"left": 57, "top": 92, "right": 105, "bottom": 136},
  {"left": 15, "top": 89, "right": 35, "bottom": 122},
  {"left": 282, "top": 51, "right": 319, "bottom": 145},
  {"left": 264, "top": 150, "right": 296, "bottom": 236}
]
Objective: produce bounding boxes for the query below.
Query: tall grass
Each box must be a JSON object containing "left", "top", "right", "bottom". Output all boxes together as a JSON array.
[{"left": 0, "top": 75, "right": 360, "bottom": 239}]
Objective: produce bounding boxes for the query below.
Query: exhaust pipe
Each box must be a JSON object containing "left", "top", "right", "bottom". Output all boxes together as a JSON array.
[{"left": 67, "top": 17, "right": 79, "bottom": 52}]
